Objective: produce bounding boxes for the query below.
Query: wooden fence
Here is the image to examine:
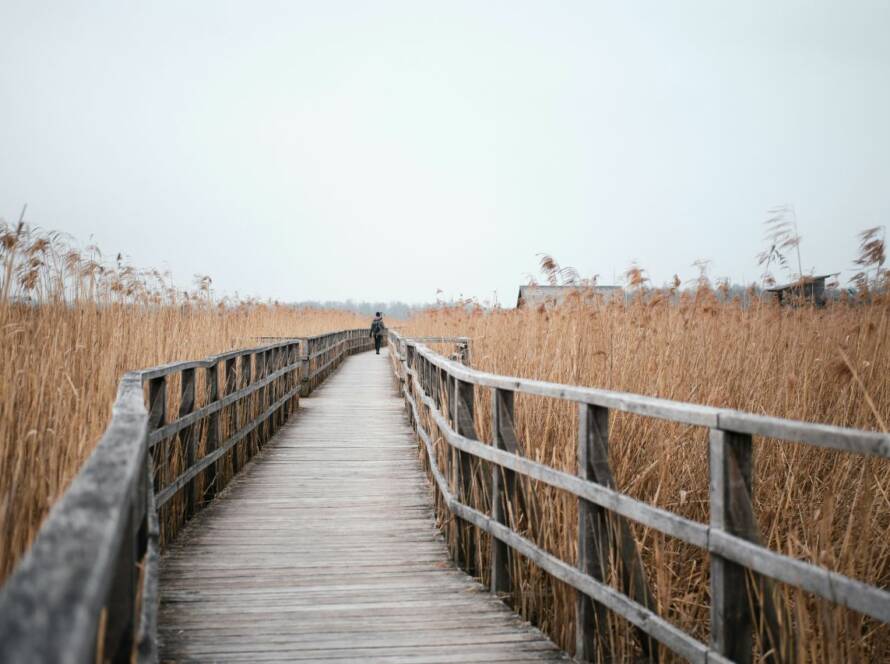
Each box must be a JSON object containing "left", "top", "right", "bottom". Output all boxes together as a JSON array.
[
  {"left": 0, "top": 329, "right": 372, "bottom": 664},
  {"left": 388, "top": 330, "right": 890, "bottom": 664}
]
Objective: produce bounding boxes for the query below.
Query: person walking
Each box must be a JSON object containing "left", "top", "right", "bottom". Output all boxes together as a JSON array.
[{"left": 369, "top": 312, "right": 385, "bottom": 354}]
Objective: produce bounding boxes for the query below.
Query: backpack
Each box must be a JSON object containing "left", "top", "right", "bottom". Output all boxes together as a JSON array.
[{"left": 371, "top": 318, "right": 384, "bottom": 335}]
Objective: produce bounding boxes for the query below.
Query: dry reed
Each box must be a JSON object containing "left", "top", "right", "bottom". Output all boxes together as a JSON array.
[
  {"left": 0, "top": 222, "right": 369, "bottom": 581},
  {"left": 403, "top": 292, "right": 890, "bottom": 662}
]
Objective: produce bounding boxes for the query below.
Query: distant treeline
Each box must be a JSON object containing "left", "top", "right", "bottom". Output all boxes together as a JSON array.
[{"left": 287, "top": 300, "right": 433, "bottom": 319}]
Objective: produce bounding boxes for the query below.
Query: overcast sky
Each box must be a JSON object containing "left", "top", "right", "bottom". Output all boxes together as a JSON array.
[{"left": 2, "top": 1, "right": 888, "bottom": 305}]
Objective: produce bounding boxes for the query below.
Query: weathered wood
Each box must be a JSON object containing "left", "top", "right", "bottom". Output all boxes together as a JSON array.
[
  {"left": 710, "top": 430, "right": 796, "bottom": 664},
  {"left": 582, "top": 406, "right": 659, "bottom": 662},
  {"left": 224, "top": 357, "right": 237, "bottom": 478},
  {"left": 407, "top": 336, "right": 471, "bottom": 344},
  {"left": 285, "top": 344, "right": 299, "bottom": 417},
  {"left": 717, "top": 411, "right": 890, "bottom": 459},
  {"left": 203, "top": 362, "right": 220, "bottom": 503},
  {"left": 179, "top": 367, "right": 197, "bottom": 518},
  {"left": 155, "top": 382, "right": 303, "bottom": 507},
  {"left": 0, "top": 373, "right": 150, "bottom": 664},
  {"left": 257, "top": 351, "right": 269, "bottom": 445},
  {"left": 392, "top": 331, "right": 890, "bottom": 662},
  {"left": 0, "top": 332, "right": 369, "bottom": 664},
  {"left": 490, "top": 388, "right": 515, "bottom": 598},
  {"left": 709, "top": 429, "right": 754, "bottom": 664},
  {"left": 406, "top": 339, "right": 890, "bottom": 457},
  {"left": 146, "top": 360, "right": 301, "bottom": 447},
  {"left": 148, "top": 376, "right": 167, "bottom": 496},
  {"left": 237, "top": 353, "right": 252, "bottom": 473},
  {"left": 300, "top": 340, "right": 311, "bottom": 397},
  {"left": 453, "top": 377, "right": 479, "bottom": 577},
  {"left": 414, "top": 382, "right": 709, "bottom": 548},
  {"left": 160, "top": 349, "right": 565, "bottom": 662},
  {"left": 136, "top": 458, "right": 160, "bottom": 664},
  {"left": 709, "top": 528, "right": 890, "bottom": 623},
  {"left": 402, "top": 384, "right": 727, "bottom": 664},
  {"left": 414, "top": 359, "right": 890, "bottom": 628},
  {"left": 139, "top": 338, "right": 300, "bottom": 380},
  {"left": 576, "top": 403, "right": 612, "bottom": 662}
]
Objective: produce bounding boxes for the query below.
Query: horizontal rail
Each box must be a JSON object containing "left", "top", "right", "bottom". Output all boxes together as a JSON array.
[
  {"left": 140, "top": 338, "right": 299, "bottom": 380},
  {"left": 403, "top": 335, "right": 471, "bottom": 344},
  {"left": 407, "top": 365, "right": 709, "bottom": 548},
  {"left": 0, "top": 373, "right": 150, "bottom": 663},
  {"left": 401, "top": 384, "right": 730, "bottom": 664},
  {"left": 409, "top": 340, "right": 890, "bottom": 458},
  {"left": 147, "top": 360, "right": 300, "bottom": 447},
  {"left": 0, "top": 327, "right": 374, "bottom": 663},
  {"left": 155, "top": 381, "right": 302, "bottom": 507},
  {"left": 389, "top": 329, "right": 890, "bottom": 663},
  {"left": 406, "top": 364, "right": 890, "bottom": 623}
]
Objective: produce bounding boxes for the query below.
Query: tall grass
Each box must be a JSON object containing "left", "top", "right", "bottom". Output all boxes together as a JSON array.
[
  {"left": 403, "top": 293, "right": 890, "bottom": 662},
  {"left": 0, "top": 221, "right": 369, "bottom": 581}
]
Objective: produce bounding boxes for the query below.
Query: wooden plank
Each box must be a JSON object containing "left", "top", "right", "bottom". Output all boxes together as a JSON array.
[
  {"left": 401, "top": 384, "right": 728, "bottom": 664},
  {"left": 399, "top": 334, "right": 890, "bottom": 453},
  {"left": 148, "top": 375, "right": 167, "bottom": 497},
  {"left": 140, "top": 337, "right": 315, "bottom": 380},
  {"left": 159, "top": 349, "right": 565, "bottom": 662},
  {"left": 408, "top": 339, "right": 721, "bottom": 427},
  {"left": 490, "top": 388, "right": 514, "bottom": 598},
  {"left": 454, "top": 378, "right": 479, "bottom": 577},
  {"left": 179, "top": 367, "right": 197, "bottom": 518},
  {"left": 0, "top": 373, "right": 149, "bottom": 664},
  {"left": 579, "top": 403, "right": 659, "bottom": 662},
  {"left": 146, "top": 359, "right": 300, "bottom": 447},
  {"left": 412, "top": 382, "right": 709, "bottom": 549},
  {"left": 224, "top": 356, "right": 237, "bottom": 479},
  {"left": 156, "top": 383, "right": 302, "bottom": 507},
  {"left": 717, "top": 411, "right": 890, "bottom": 458},
  {"left": 203, "top": 362, "right": 220, "bottom": 503},
  {"left": 237, "top": 352, "right": 252, "bottom": 472},
  {"left": 257, "top": 350, "right": 269, "bottom": 445},
  {"left": 575, "top": 403, "right": 612, "bottom": 661}
]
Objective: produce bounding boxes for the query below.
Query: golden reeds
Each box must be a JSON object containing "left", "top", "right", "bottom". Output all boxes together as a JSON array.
[
  {"left": 0, "top": 222, "right": 368, "bottom": 581},
  {"left": 403, "top": 293, "right": 890, "bottom": 662}
]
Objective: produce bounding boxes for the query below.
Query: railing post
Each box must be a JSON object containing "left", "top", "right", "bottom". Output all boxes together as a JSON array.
[
  {"left": 576, "top": 403, "right": 613, "bottom": 661},
  {"left": 490, "top": 388, "right": 515, "bottom": 599},
  {"left": 301, "top": 340, "right": 311, "bottom": 397},
  {"left": 224, "top": 357, "right": 237, "bottom": 477},
  {"left": 203, "top": 362, "right": 220, "bottom": 502},
  {"left": 709, "top": 429, "right": 754, "bottom": 664},
  {"left": 578, "top": 402, "right": 659, "bottom": 661},
  {"left": 238, "top": 353, "right": 252, "bottom": 469},
  {"left": 257, "top": 350, "right": 268, "bottom": 445},
  {"left": 286, "top": 343, "right": 299, "bottom": 416},
  {"left": 453, "top": 376, "right": 479, "bottom": 577},
  {"left": 396, "top": 339, "right": 406, "bottom": 399},
  {"left": 148, "top": 376, "right": 167, "bottom": 496},
  {"left": 179, "top": 368, "right": 197, "bottom": 518},
  {"left": 270, "top": 347, "right": 281, "bottom": 432}
]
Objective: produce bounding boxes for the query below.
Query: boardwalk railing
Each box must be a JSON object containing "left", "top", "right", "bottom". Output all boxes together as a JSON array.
[
  {"left": 388, "top": 330, "right": 890, "bottom": 664},
  {"left": 0, "top": 329, "right": 373, "bottom": 664}
]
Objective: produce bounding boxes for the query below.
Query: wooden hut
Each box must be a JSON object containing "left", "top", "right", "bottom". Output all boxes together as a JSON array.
[
  {"left": 764, "top": 275, "right": 833, "bottom": 307},
  {"left": 516, "top": 285, "right": 622, "bottom": 308}
]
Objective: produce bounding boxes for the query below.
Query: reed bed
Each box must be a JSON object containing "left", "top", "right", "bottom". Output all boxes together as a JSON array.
[
  {"left": 0, "top": 222, "right": 368, "bottom": 581},
  {"left": 402, "top": 294, "right": 890, "bottom": 662}
]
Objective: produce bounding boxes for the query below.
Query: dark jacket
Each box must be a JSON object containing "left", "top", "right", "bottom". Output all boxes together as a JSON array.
[{"left": 369, "top": 316, "right": 385, "bottom": 337}]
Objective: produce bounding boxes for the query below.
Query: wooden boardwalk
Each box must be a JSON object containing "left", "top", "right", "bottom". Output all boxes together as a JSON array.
[{"left": 159, "top": 348, "right": 566, "bottom": 663}]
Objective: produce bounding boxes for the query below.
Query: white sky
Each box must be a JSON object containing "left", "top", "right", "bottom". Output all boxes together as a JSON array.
[{"left": 2, "top": 1, "right": 888, "bottom": 305}]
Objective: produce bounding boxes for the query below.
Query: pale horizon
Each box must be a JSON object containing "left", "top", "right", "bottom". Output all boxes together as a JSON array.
[{"left": 2, "top": 1, "right": 888, "bottom": 305}]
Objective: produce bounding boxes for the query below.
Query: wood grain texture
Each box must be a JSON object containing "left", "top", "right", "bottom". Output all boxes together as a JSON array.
[{"left": 159, "top": 348, "right": 566, "bottom": 663}]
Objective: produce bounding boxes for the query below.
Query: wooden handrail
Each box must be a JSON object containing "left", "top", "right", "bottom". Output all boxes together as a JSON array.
[
  {"left": 0, "top": 329, "right": 375, "bottom": 663},
  {"left": 387, "top": 329, "right": 890, "bottom": 664}
]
